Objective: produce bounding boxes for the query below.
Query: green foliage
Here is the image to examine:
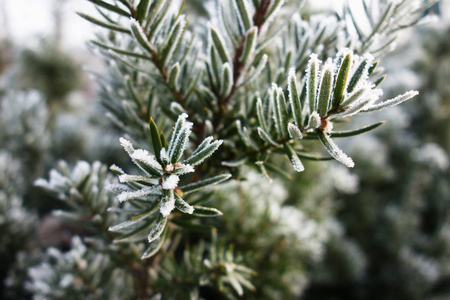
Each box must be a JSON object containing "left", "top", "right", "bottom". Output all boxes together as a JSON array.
[
  {"left": 0, "top": 0, "right": 444, "bottom": 299},
  {"left": 26, "top": 236, "right": 135, "bottom": 300},
  {"left": 152, "top": 230, "right": 256, "bottom": 298},
  {"left": 19, "top": 40, "right": 82, "bottom": 102}
]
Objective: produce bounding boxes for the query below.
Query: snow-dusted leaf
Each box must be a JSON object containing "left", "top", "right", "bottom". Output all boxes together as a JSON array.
[
  {"left": 306, "top": 54, "right": 320, "bottom": 113},
  {"left": 181, "top": 174, "right": 232, "bottom": 194},
  {"left": 131, "top": 149, "right": 163, "bottom": 176},
  {"left": 119, "top": 137, "right": 135, "bottom": 156},
  {"left": 118, "top": 174, "right": 156, "bottom": 183},
  {"left": 287, "top": 123, "right": 303, "bottom": 140},
  {"left": 191, "top": 136, "right": 213, "bottom": 156},
  {"left": 263, "top": 0, "right": 285, "bottom": 23},
  {"left": 210, "top": 26, "right": 231, "bottom": 63},
  {"left": 141, "top": 237, "right": 165, "bottom": 259},
  {"left": 240, "top": 27, "right": 258, "bottom": 63},
  {"left": 168, "top": 118, "right": 192, "bottom": 163},
  {"left": 256, "top": 96, "right": 269, "bottom": 132},
  {"left": 227, "top": 272, "right": 244, "bottom": 296},
  {"left": 117, "top": 185, "right": 161, "bottom": 202},
  {"left": 105, "top": 183, "right": 130, "bottom": 194},
  {"left": 363, "top": 90, "right": 419, "bottom": 113},
  {"left": 149, "top": 117, "right": 163, "bottom": 162},
  {"left": 307, "top": 111, "right": 321, "bottom": 129},
  {"left": 317, "top": 64, "right": 334, "bottom": 117},
  {"left": 148, "top": 214, "right": 168, "bottom": 243},
  {"left": 332, "top": 52, "right": 352, "bottom": 109},
  {"left": 288, "top": 68, "right": 302, "bottom": 127},
  {"left": 316, "top": 129, "right": 355, "bottom": 168},
  {"left": 191, "top": 206, "right": 223, "bottom": 217},
  {"left": 174, "top": 194, "right": 194, "bottom": 214},
  {"left": 234, "top": 0, "right": 252, "bottom": 31},
  {"left": 283, "top": 143, "right": 305, "bottom": 172},
  {"left": 184, "top": 140, "right": 223, "bottom": 166},
  {"left": 220, "top": 63, "right": 233, "bottom": 97},
  {"left": 257, "top": 127, "right": 280, "bottom": 146},
  {"left": 108, "top": 211, "right": 153, "bottom": 232},
  {"left": 168, "top": 113, "right": 188, "bottom": 155},
  {"left": 161, "top": 15, "right": 187, "bottom": 67},
  {"left": 171, "top": 164, "right": 195, "bottom": 176},
  {"left": 78, "top": 12, "right": 130, "bottom": 33},
  {"left": 160, "top": 190, "right": 175, "bottom": 216},
  {"left": 110, "top": 164, "right": 125, "bottom": 175},
  {"left": 339, "top": 85, "right": 368, "bottom": 108},
  {"left": 303, "top": 121, "right": 386, "bottom": 139},
  {"left": 271, "top": 84, "right": 289, "bottom": 138},
  {"left": 136, "top": 0, "right": 152, "bottom": 22},
  {"left": 86, "top": 0, "right": 131, "bottom": 16},
  {"left": 130, "top": 18, "right": 156, "bottom": 54},
  {"left": 112, "top": 222, "right": 152, "bottom": 243},
  {"left": 347, "top": 54, "right": 373, "bottom": 93},
  {"left": 168, "top": 63, "right": 180, "bottom": 89}
]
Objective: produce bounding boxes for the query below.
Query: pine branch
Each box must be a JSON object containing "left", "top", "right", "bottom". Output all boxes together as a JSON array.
[
  {"left": 219, "top": 0, "right": 272, "bottom": 109},
  {"left": 128, "top": 14, "right": 185, "bottom": 105}
]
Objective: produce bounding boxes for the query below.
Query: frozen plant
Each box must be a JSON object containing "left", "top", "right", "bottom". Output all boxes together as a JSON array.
[
  {"left": 11, "top": 0, "right": 441, "bottom": 298},
  {"left": 106, "top": 114, "right": 230, "bottom": 258}
]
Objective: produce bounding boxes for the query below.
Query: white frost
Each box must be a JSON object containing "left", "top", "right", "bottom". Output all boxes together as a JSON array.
[
  {"left": 307, "top": 112, "right": 321, "bottom": 129},
  {"left": 117, "top": 186, "right": 160, "bottom": 202},
  {"left": 288, "top": 123, "right": 303, "bottom": 140},
  {"left": 119, "top": 137, "right": 135, "bottom": 155},
  {"left": 118, "top": 174, "right": 155, "bottom": 183},
  {"left": 160, "top": 148, "right": 170, "bottom": 164},
  {"left": 162, "top": 174, "right": 180, "bottom": 190},
  {"left": 110, "top": 164, "right": 124, "bottom": 174},
  {"left": 160, "top": 193, "right": 175, "bottom": 217},
  {"left": 131, "top": 149, "right": 163, "bottom": 170},
  {"left": 290, "top": 155, "right": 305, "bottom": 172}
]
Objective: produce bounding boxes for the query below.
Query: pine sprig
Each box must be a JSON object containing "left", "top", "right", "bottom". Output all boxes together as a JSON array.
[
  {"left": 106, "top": 114, "right": 230, "bottom": 258},
  {"left": 249, "top": 49, "right": 418, "bottom": 172}
]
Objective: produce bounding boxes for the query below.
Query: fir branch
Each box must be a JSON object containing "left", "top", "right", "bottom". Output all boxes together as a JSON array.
[{"left": 218, "top": 0, "right": 277, "bottom": 112}]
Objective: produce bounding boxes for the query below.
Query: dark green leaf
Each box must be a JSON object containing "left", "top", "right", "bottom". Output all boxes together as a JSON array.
[
  {"left": 149, "top": 117, "right": 163, "bottom": 162},
  {"left": 347, "top": 58, "right": 368, "bottom": 93},
  {"left": 184, "top": 140, "right": 223, "bottom": 166},
  {"left": 210, "top": 26, "right": 230, "bottom": 63},
  {"left": 332, "top": 52, "right": 352, "bottom": 110},
  {"left": 283, "top": 143, "right": 304, "bottom": 172},
  {"left": 130, "top": 18, "right": 156, "bottom": 54},
  {"left": 288, "top": 69, "right": 302, "bottom": 126},
  {"left": 304, "top": 121, "right": 386, "bottom": 139},
  {"left": 137, "top": 0, "right": 152, "bottom": 22},
  {"left": 240, "top": 27, "right": 258, "bottom": 63},
  {"left": 141, "top": 236, "right": 164, "bottom": 259},
  {"left": 317, "top": 67, "right": 333, "bottom": 117},
  {"left": 181, "top": 174, "right": 231, "bottom": 194},
  {"left": 77, "top": 12, "right": 130, "bottom": 33},
  {"left": 316, "top": 129, "right": 355, "bottom": 167},
  {"left": 174, "top": 194, "right": 194, "bottom": 214},
  {"left": 148, "top": 214, "right": 168, "bottom": 243},
  {"left": 191, "top": 206, "right": 223, "bottom": 217},
  {"left": 87, "top": 0, "right": 131, "bottom": 17},
  {"left": 235, "top": 0, "right": 252, "bottom": 31}
]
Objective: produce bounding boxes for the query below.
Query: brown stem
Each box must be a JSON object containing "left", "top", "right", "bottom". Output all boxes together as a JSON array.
[{"left": 253, "top": 0, "right": 272, "bottom": 30}]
